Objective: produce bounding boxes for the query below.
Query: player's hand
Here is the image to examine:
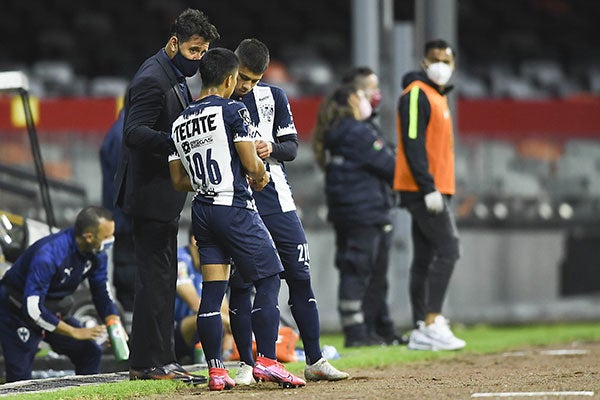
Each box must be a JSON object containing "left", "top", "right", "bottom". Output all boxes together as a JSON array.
[
  {"left": 424, "top": 190, "right": 444, "bottom": 214},
  {"left": 255, "top": 140, "right": 273, "bottom": 159},
  {"left": 249, "top": 171, "right": 270, "bottom": 191}
]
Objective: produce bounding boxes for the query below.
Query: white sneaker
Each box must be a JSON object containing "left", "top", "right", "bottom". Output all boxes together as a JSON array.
[
  {"left": 234, "top": 362, "right": 256, "bottom": 385},
  {"left": 304, "top": 357, "right": 349, "bottom": 381},
  {"left": 408, "top": 316, "right": 466, "bottom": 351},
  {"left": 408, "top": 321, "right": 433, "bottom": 350}
]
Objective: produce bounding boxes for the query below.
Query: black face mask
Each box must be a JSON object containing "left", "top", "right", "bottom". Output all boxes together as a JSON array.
[{"left": 172, "top": 49, "right": 201, "bottom": 77}]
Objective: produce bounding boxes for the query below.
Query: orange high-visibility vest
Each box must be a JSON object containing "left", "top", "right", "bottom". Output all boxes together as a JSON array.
[{"left": 393, "top": 81, "right": 455, "bottom": 195}]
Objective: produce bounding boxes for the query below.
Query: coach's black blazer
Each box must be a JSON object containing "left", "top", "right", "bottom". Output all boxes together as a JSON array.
[{"left": 114, "top": 50, "right": 190, "bottom": 222}]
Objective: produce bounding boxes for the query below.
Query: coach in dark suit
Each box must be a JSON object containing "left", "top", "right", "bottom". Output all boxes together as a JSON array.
[{"left": 114, "top": 8, "right": 219, "bottom": 381}]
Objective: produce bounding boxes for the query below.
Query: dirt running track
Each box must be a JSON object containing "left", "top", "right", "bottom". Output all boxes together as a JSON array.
[
  {"left": 158, "top": 341, "right": 600, "bottom": 400},
  {"left": 2, "top": 341, "right": 599, "bottom": 399}
]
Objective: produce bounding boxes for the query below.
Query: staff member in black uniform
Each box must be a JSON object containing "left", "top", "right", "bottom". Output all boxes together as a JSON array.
[
  {"left": 114, "top": 8, "right": 219, "bottom": 381},
  {"left": 312, "top": 83, "right": 397, "bottom": 347},
  {"left": 340, "top": 66, "right": 403, "bottom": 346}
]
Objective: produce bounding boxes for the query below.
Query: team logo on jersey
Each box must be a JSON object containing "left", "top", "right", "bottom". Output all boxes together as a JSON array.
[
  {"left": 17, "top": 327, "right": 30, "bottom": 343},
  {"left": 259, "top": 103, "right": 274, "bottom": 123}
]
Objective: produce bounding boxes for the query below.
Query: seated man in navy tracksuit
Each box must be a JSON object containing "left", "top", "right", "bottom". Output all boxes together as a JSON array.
[{"left": 0, "top": 206, "right": 123, "bottom": 382}]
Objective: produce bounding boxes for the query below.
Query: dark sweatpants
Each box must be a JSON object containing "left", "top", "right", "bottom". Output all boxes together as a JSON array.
[
  {"left": 404, "top": 197, "right": 460, "bottom": 326},
  {"left": 334, "top": 224, "right": 394, "bottom": 340}
]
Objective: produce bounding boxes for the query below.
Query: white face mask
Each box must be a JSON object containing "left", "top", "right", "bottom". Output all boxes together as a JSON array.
[
  {"left": 93, "top": 237, "right": 115, "bottom": 254},
  {"left": 425, "top": 62, "right": 453, "bottom": 86},
  {"left": 358, "top": 93, "right": 373, "bottom": 120}
]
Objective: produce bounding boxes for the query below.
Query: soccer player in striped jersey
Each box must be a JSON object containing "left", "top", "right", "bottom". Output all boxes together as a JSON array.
[
  {"left": 228, "top": 38, "right": 348, "bottom": 384},
  {"left": 168, "top": 47, "right": 305, "bottom": 391}
]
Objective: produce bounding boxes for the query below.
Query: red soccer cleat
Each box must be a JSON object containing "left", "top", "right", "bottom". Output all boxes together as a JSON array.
[
  {"left": 208, "top": 367, "right": 235, "bottom": 391},
  {"left": 252, "top": 356, "right": 306, "bottom": 388}
]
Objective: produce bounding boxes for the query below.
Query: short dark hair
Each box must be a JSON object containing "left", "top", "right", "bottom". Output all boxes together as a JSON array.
[
  {"left": 341, "top": 66, "right": 375, "bottom": 85},
  {"left": 424, "top": 39, "right": 453, "bottom": 56},
  {"left": 74, "top": 206, "right": 113, "bottom": 236},
  {"left": 170, "top": 8, "right": 220, "bottom": 43},
  {"left": 199, "top": 48, "right": 239, "bottom": 87},
  {"left": 234, "top": 38, "right": 270, "bottom": 74}
]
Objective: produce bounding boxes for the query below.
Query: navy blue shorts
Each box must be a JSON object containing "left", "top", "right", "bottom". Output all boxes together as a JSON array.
[
  {"left": 191, "top": 202, "right": 283, "bottom": 282},
  {"left": 230, "top": 211, "right": 310, "bottom": 288}
]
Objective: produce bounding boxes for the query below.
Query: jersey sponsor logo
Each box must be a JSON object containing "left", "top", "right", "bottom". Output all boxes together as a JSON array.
[
  {"left": 17, "top": 326, "right": 30, "bottom": 343},
  {"left": 189, "top": 136, "right": 214, "bottom": 150},
  {"left": 173, "top": 113, "right": 218, "bottom": 144}
]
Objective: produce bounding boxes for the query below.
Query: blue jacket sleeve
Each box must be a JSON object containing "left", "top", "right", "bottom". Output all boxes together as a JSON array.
[
  {"left": 100, "top": 110, "right": 125, "bottom": 210},
  {"left": 88, "top": 254, "right": 119, "bottom": 319},
  {"left": 22, "top": 249, "right": 61, "bottom": 331},
  {"left": 347, "top": 122, "right": 397, "bottom": 186}
]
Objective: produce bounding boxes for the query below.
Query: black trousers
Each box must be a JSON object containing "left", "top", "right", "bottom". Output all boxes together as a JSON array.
[
  {"left": 334, "top": 223, "right": 394, "bottom": 337},
  {"left": 129, "top": 216, "right": 179, "bottom": 369},
  {"left": 405, "top": 198, "right": 460, "bottom": 326},
  {"left": 112, "top": 232, "right": 136, "bottom": 312}
]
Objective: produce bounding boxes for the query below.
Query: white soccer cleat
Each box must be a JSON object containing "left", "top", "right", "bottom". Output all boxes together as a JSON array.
[
  {"left": 408, "top": 316, "right": 466, "bottom": 351},
  {"left": 304, "top": 357, "right": 349, "bottom": 381},
  {"left": 234, "top": 362, "right": 256, "bottom": 386}
]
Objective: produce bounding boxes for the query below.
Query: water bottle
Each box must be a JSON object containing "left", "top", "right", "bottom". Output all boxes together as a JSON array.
[{"left": 107, "top": 317, "right": 129, "bottom": 362}]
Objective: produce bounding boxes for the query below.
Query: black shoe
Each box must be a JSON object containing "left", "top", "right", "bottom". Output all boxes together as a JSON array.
[
  {"left": 129, "top": 366, "right": 183, "bottom": 381},
  {"left": 129, "top": 364, "right": 206, "bottom": 385},
  {"left": 344, "top": 334, "right": 385, "bottom": 348},
  {"left": 379, "top": 333, "right": 409, "bottom": 346},
  {"left": 165, "top": 363, "right": 207, "bottom": 384}
]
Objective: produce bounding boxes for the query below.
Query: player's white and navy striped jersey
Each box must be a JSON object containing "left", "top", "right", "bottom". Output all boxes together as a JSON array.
[
  {"left": 238, "top": 83, "right": 297, "bottom": 216},
  {"left": 1, "top": 228, "right": 118, "bottom": 332},
  {"left": 169, "top": 95, "right": 258, "bottom": 209}
]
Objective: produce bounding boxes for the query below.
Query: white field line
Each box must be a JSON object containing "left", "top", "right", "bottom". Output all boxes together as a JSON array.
[
  {"left": 540, "top": 349, "right": 589, "bottom": 355},
  {"left": 472, "top": 391, "right": 594, "bottom": 398},
  {"left": 502, "top": 349, "right": 589, "bottom": 357}
]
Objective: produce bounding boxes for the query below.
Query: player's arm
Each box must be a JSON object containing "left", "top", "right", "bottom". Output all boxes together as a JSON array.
[
  {"left": 169, "top": 159, "right": 194, "bottom": 192},
  {"left": 235, "top": 141, "right": 270, "bottom": 191},
  {"left": 54, "top": 319, "right": 107, "bottom": 341},
  {"left": 265, "top": 88, "right": 299, "bottom": 162},
  {"left": 24, "top": 253, "right": 107, "bottom": 341}
]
